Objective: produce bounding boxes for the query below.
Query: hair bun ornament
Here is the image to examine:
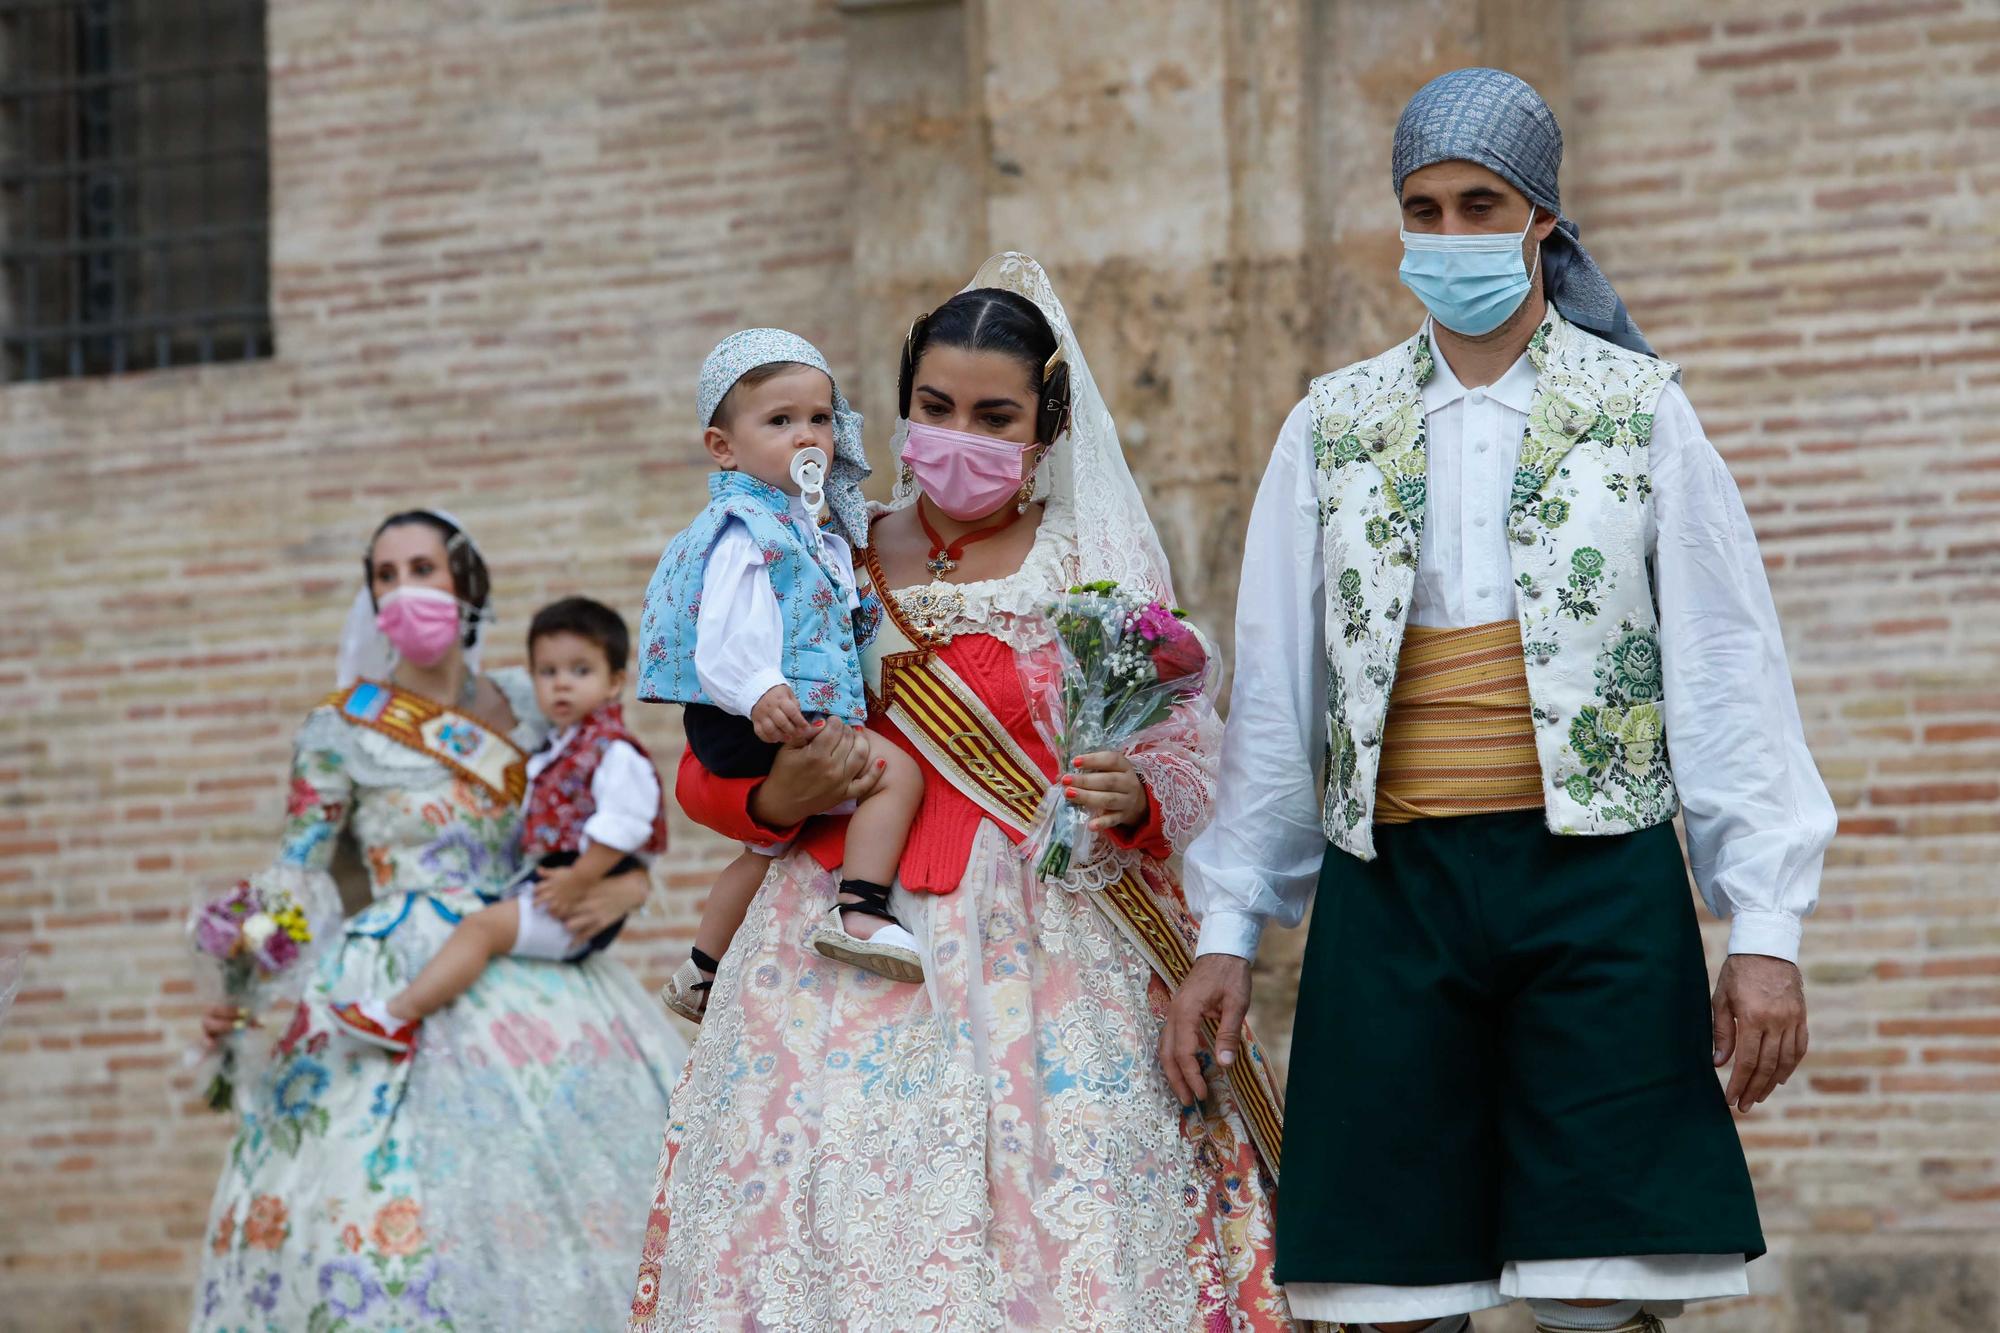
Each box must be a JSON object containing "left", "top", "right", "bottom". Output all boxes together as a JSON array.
[{"left": 1038, "top": 360, "right": 1072, "bottom": 446}]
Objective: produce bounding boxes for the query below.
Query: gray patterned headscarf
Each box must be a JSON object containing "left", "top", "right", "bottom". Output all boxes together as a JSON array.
[
  {"left": 1392, "top": 67, "right": 1655, "bottom": 357},
  {"left": 697, "top": 328, "right": 872, "bottom": 548}
]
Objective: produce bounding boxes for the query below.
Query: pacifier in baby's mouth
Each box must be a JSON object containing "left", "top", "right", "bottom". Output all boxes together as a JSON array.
[{"left": 790, "top": 446, "right": 828, "bottom": 520}]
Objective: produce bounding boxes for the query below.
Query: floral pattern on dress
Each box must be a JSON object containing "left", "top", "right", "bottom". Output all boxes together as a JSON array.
[
  {"left": 630, "top": 828, "right": 1294, "bottom": 1333},
  {"left": 1309, "top": 309, "right": 1682, "bottom": 855},
  {"left": 630, "top": 504, "right": 1291, "bottom": 1332},
  {"left": 194, "top": 668, "right": 685, "bottom": 1333}
]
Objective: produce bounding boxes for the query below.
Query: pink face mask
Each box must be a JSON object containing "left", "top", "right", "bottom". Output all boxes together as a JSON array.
[
  {"left": 375, "top": 585, "right": 462, "bottom": 667},
  {"left": 900, "top": 420, "right": 1034, "bottom": 521}
]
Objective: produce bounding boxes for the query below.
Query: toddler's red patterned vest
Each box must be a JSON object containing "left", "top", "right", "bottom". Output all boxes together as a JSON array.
[{"left": 523, "top": 702, "right": 668, "bottom": 859}]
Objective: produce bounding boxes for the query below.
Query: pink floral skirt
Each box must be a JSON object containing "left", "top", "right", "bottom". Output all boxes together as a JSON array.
[{"left": 630, "top": 822, "right": 1298, "bottom": 1331}]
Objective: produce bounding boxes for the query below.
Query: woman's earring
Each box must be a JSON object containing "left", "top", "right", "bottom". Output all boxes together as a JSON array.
[{"left": 1018, "top": 445, "right": 1050, "bottom": 513}]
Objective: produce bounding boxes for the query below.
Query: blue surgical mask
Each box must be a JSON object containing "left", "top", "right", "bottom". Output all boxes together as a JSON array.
[{"left": 1398, "top": 210, "right": 1542, "bottom": 336}]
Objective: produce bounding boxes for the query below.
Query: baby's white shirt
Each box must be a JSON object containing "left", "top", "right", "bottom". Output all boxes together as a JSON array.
[{"left": 693, "top": 495, "right": 861, "bottom": 719}]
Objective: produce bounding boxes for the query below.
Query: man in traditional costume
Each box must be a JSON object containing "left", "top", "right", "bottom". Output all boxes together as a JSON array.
[{"left": 1164, "top": 68, "right": 1837, "bottom": 1333}]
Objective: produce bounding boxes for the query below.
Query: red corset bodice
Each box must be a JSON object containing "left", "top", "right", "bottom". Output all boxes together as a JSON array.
[{"left": 675, "top": 631, "right": 1168, "bottom": 891}]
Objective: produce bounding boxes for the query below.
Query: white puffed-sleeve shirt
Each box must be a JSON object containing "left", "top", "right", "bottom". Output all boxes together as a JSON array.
[
  {"left": 691, "top": 497, "right": 860, "bottom": 720},
  {"left": 1185, "top": 330, "right": 1837, "bottom": 965}
]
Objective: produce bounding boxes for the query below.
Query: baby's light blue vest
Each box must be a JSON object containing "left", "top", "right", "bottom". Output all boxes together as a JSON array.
[{"left": 637, "top": 471, "right": 871, "bottom": 725}]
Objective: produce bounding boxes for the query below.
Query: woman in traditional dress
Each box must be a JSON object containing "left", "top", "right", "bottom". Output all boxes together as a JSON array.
[
  {"left": 630, "top": 254, "right": 1297, "bottom": 1331},
  {"left": 192, "top": 509, "right": 686, "bottom": 1332}
]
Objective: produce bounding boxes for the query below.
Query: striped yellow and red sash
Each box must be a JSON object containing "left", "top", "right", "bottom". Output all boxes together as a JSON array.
[
  {"left": 322, "top": 679, "right": 529, "bottom": 806},
  {"left": 861, "top": 551, "right": 1285, "bottom": 1179},
  {"left": 1375, "top": 620, "right": 1544, "bottom": 826}
]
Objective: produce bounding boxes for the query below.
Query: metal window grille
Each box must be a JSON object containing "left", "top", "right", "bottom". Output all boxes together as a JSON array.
[{"left": 0, "top": 0, "right": 272, "bottom": 381}]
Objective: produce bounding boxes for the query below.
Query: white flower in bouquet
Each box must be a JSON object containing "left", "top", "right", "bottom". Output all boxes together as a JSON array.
[{"left": 240, "top": 913, "right": 279, "bottom": 950}]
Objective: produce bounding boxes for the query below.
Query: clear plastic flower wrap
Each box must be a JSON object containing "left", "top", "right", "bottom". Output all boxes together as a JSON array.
[
  {"left": 185, "top": 867, "right": 338, "bottom": 1112},
  {"left": 1017, "top": 581, "right": 1215, "bottom": 881}
]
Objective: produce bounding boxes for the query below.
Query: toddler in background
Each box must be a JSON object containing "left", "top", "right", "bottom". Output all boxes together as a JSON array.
[{"left": 331, "top": 596, "right": 666, "bottom": 1052}]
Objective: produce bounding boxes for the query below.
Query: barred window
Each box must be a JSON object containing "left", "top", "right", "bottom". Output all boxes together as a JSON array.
[{"left": 0, "top": 0, "right": 272, "bottom": 381}]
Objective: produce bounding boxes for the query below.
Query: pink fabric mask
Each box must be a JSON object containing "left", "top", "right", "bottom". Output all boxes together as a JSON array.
[
  {"left": 900, "top": 420, "right": 1033, "bottom": 521},
  {"left": 375, "top": 585, "right": 462, "bottom": 667}
]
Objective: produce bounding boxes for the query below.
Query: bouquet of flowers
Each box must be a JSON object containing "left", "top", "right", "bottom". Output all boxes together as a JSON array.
[
  {"left": 188, "top": 879, "right": 316, "bottom": 1111},
  {"left": 1019, "top": 581, "right": 1213, "bottom": 880}
]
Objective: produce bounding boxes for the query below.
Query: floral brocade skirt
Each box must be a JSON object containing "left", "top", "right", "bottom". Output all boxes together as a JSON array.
[
  {"left": 193, "top": 888, "right": 685, "bottom": 1332},
  {"left": 629, "top": 822, "right": 1298, "bottom": 1332}
]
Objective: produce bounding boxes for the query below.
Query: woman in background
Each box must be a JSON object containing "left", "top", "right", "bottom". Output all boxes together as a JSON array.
[{"left": 193, "top": 509, "right": 685, "bottom": 1333}]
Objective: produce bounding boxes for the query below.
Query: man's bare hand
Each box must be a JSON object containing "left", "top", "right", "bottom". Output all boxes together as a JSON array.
[
  {"left": 1713, "top": 954, "right": 1808, "bottom": 1113},
  {"left": 1159, "top": 953, "right": 1253, "bottom": 1105}
]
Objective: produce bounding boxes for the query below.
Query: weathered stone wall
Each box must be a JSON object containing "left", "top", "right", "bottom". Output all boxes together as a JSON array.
[{"left": 3, "top": 1, "right": 1995, "bottom": 1327}]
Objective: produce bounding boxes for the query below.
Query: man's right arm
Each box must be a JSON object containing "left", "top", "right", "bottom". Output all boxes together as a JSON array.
[
  {"left": 1181, "top": 395, "right": 1331, "bottom": 963},
  {"left": 1164, "top": 397, "right": 1329, "bottom": 1105}
]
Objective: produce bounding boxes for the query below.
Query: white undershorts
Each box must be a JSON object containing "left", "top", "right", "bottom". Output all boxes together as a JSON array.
[
  {"left": 508, "top": 892, "right": 591, "bottom": 962},
  {"left": 1285, "top": 1252, "right": 1749, "bottom": 1323}
]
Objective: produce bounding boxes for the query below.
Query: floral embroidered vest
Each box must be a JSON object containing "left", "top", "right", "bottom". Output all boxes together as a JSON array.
[
  {"left": 522, "top": 702, "right": 669, "bottom": 859},
  {"left": 1309, "top": 309, "right": 1680, "bottom": 859},
  {"left": 637, "top": 471, "right": 872, "bottom": 724}
]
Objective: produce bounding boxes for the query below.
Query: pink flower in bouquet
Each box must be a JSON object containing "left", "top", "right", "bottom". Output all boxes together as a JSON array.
[
  {"left": 1145, "top": 610, "right": 1206, "bottom": 683},
  {"left": 1130, "top": 602, "right": 1177, "bottom": 640},
  {"left": 193, "top": 904, "right": 244, "bottom": 961},
  {"left": 254, "top": 928, "right": 301, "bottom": 973}
]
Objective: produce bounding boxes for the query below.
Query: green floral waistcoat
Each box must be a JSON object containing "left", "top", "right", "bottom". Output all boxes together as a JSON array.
[{"left": 1308, "top": 308, "right": 1681, "bottom": 860}]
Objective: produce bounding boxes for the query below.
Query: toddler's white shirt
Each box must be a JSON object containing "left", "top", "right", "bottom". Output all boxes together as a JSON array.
[
  {"left": 693, "top": 495, "right": 860, "bottom": 719},
  {"left": 524, "top": 729, "right": 662, "bottom": 859}
]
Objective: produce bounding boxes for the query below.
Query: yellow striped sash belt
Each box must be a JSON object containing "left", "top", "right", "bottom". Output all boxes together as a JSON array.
[{"left": 1375, "top": 619, "right": 1544, "bottom": 826}]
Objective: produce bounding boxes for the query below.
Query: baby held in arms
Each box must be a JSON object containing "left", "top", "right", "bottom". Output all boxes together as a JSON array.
[
  {"left": 331, "top": 597, "right": 667, "bottom": 1054},
  {"left": 638, "top": 328, "right": 925, "bottom": 1024}
]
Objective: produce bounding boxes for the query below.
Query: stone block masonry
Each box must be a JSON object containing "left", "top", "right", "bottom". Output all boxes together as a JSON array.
[{"left": 2, "top": 1, "right": 1994, "bottom": 1327}]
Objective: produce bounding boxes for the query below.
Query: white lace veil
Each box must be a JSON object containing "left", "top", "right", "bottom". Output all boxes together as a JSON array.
[
  {"left": 888, "top": 251, "right": 1180, "bottom": 607},
  {"left": 334, "top": 507, "right": 491, "bottom": 688}
]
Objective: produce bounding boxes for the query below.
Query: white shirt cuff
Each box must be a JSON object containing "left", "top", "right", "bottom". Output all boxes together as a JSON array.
[
  {"left": 725, "top": 669, "right": 789, "bottom": 721},
  {"left": 1726, "top": 910, "right": 1803, "bottom": 964},
  {"left": 1196, "top": 910, "right": 1267, "bottom": 961}
]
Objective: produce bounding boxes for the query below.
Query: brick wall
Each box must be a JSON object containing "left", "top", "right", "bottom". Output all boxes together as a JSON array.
[
  {"left": 1560, "top": 4, "right": 2000, "bottom": 1327},
  {"left": 2, "top": 1, "right": 1995, "bottom": 1328},
  {"left": 0, "top": 2, "right": 861, "bottom": 1325}
]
